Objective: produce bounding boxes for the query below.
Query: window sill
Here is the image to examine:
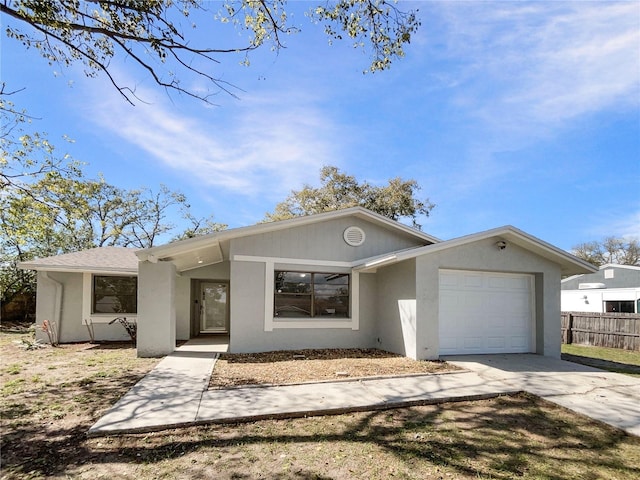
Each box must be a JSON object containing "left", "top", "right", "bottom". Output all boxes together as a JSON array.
[
  {"left": 270, "top": 317, "right": 355, "bottom": 329},
  {"left": 84, "top": 315, "right": 137, "bottom": 325}
]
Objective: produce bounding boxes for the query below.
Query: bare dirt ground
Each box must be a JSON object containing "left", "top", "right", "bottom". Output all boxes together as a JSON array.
[
  {"left": 2, "top": 326, "right": 640, "bottom": 480},
  {"left": 210, "top": 348, "right": 457, "bottom": 388},
  {"left": 1, "top": 325, "right": 159, "bottom": 478}
]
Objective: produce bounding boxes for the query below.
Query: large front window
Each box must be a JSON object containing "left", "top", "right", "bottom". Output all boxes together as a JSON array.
[
  {"left": 274, "top": 271, "right": 349, "bottom": 318},
  {"left": 93, "top": 275, "right": 137, "bottom": 314}
]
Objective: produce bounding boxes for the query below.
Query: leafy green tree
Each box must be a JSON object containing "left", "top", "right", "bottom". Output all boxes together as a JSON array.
[
  {"left": 1, "top": 0, "right": 420, "bottom": 104},
  {"left": 264, "top": 165, "right": 434, "bottom": 229},
  {"left": 1, "top": 83, "right": 82, "bottom": 195},
  {"left": 172, "top": 210, "right": 227, "bottom": 241},
  {"left": 572, "top": 237, "right": 640, "bottom": 267},
  {"left": 0, "top": 104, "right": 226, "bottom": 319}
]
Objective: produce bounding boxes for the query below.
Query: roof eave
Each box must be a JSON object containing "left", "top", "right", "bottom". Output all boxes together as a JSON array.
[
  {"left": 18, "top": 263, "right": 137, "bottom": 275},
  {"left": 497, "top": 226, "right": 598, "bottom": 275},
  {"left": 599, "top": 263, "right": 640, "bottom": 271},
  {"left": 355, "top": 226, "right": 598, "bottom": 276}
]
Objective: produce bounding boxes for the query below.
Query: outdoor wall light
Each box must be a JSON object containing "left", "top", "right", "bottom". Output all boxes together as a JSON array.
[{"left": 495, "top": 241, "right": 507, "bottom": 250}]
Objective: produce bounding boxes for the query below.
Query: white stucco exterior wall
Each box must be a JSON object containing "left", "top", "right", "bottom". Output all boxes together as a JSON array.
[
  {"left": 229, "top": 259, "right": 376, "bottom": 353},
  {"left": 539, "top": 272, "right": 562, "bottom": 357},
  {"left": 175, "top": 276, "right": 191, "bottom": 340},
  {"left": 374, "top": 260, "right": 418, "bottom": 358},
  {"left": 414, "top": 238, "right": 562, "bottom": 360},
  {"left": 137, "top": 261, "right": 176, "bottom": 357},
  {"left": 35, "top": 271, "right": 131, "bottom": 343}
]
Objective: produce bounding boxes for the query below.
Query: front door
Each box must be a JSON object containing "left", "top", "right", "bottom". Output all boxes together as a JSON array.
[{"left": 200, "top": 282, "right": 229, "bottom": 333}]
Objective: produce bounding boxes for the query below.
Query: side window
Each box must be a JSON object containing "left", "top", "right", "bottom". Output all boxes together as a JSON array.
[
  {"left": 93, "top": 275, "right": 138, "bottom": 314},
  {"left": 604, "top": 300, "right": 634, "bottom": 313}
]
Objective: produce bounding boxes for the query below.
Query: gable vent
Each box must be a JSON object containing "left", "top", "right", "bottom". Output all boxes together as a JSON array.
[{"left": 343, "top": 226, "right": 366, "bottom": 247}]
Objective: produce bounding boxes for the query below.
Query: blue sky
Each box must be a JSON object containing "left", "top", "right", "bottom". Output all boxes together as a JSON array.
[{"left": 2, "top": 1, "right": 639, "bottom": 251}]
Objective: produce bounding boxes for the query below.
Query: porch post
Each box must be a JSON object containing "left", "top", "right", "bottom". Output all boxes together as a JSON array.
[
  {"left": 416, "top": 257, "right": 440, "bottom": 361},
  {"left": 137, "top": 260, "right": 176, "bottom": 357}
]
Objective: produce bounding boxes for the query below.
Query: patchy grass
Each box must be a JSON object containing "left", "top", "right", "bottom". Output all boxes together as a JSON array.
[
  {"left": 210, "top": 349, "right": 457, "bottom": 388},
  {"left": 7, "top": 394, "right": 640, "bottom": 480},
  {"left": 2, "top": 327, "right": 640, "bottom": 479},
  {"left": 562, "top": 344, "right": 640, "bottom": 376},
  {"left": 5, "top": 363, "right": 22, "bottom": 375},
  {"left": 0, "top": 327, "right": 159, "bottom": 478}
]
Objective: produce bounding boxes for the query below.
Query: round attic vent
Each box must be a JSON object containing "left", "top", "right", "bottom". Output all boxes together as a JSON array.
[{"left": 343, "top": 226, "right": 366, "bottom": 247}]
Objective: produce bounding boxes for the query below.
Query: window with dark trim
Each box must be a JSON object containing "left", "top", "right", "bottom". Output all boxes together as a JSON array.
[
  {"left": 604, "top": 300, "right": 635, "bottom": 313},
  {"left": 274, "top": 271, "right": 349, "bottom": 318},
  {"left": 93, "top": 275, "right": 138, "bottom": 314}
]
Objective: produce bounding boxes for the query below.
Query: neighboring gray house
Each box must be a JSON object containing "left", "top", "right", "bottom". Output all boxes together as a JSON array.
[
  {"left": 20, "top": 207, "right": 595, "bottom": 359},
  {"left": 561, "top": 264, "right": 640, "bottom": 313}
]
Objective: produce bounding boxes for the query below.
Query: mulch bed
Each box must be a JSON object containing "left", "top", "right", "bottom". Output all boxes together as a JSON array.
[{"left": 209, "top": 348, "right": 458, "bottom": 388}]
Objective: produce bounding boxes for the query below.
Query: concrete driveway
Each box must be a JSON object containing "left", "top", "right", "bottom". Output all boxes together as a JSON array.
[{"left": 444, "top": 354, "right": 640, "bottom": 437}]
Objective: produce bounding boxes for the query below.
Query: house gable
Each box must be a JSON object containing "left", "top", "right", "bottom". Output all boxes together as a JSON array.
[
  {"left": 137, "top": 207, "right": 438, "bottom": 272},
  {"left": 229, "top": 215, "right": 431, "bottom": 263},
  {"left": 561, "top": 264, "right": 640, "bottom": 290},
  {"left": 355, "top": 226, "right": 596, "bottom": 277}
]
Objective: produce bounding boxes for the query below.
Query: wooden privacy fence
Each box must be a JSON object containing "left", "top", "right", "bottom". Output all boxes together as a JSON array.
[{"left": 561, "top": 311, "right": 640, "bottom": 351}]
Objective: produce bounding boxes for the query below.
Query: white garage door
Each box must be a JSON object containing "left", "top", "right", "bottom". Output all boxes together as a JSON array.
[{"left": 439, "top": 270, "right": 534, "bottom": 355}]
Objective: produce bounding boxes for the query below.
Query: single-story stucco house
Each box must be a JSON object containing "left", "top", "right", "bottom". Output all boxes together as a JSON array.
[
  {"left": 19, "top": 207, "right": 596, "bottom": 359},
  {"left": 561, "top": 264, "right": 640, "bottom": 314}
]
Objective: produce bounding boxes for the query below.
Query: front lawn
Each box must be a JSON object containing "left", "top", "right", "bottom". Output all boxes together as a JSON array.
[{"left": 2, "top": 327, "right": 640, "bottom": 479}]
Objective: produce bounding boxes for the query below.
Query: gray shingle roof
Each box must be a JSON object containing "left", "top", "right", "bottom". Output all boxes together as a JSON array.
[{"left": 18, "top": 247, "right": 139, "bottom": 273}]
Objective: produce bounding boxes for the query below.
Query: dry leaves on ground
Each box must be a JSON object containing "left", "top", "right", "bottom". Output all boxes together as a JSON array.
[{"left": 209, "top": 348, "right": 458, "bottom": 388}]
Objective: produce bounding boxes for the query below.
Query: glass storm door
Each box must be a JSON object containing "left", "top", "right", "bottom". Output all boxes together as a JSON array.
[{"left": 200, "top": 282, "right": 228, "bottom": 333}]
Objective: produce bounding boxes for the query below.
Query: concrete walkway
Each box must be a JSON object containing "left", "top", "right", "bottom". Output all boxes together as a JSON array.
[
  {"left": 89, "top": 340, "right": 224, "bottom": 434},
  {"left": 89, "top": 344, "right": 640, "bottom": 437}
]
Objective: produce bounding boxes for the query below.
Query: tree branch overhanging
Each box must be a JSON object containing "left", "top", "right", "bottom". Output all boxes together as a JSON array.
[{"left": 1, "top": 0, "right": 420, "bottom": 104}]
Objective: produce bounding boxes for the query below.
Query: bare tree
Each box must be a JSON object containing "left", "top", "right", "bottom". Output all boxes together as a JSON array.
[{"left": 572, "top": 237, "right": 640, "bottom": 267}]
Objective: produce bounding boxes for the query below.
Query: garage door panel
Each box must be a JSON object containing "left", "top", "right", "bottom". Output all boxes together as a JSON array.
[
  {"left": 465, "top": 291, "right": 485, "bottom": 310},
  {"left": 463, "top": 274, "right": 483, "bottom": 288},
  {"left": 511, "top": 312, "right": 529, "bottom": 328},
  {"left": 487, "top": 276, "right": 506, "bottom": 289},
  {"left": 487, "top": 336, "right": 506, "bottom": 349},
  {"left": 463, "top": 336, "right": 483, "bottom": 350},
  {"left": 509, "top": 336, "right": 528, "bottom": 349},
  {"left": 439, "top": 335, "right": 458, "bottom": 351},
  {"left": 440, "top": 272, "right": 460, "bottom": 288},
  {"left": 488, "top": 315, "right": 505, "bottom": 329},
  {"left": 439, "top": 270, "right": 534, "bottom": 355}
]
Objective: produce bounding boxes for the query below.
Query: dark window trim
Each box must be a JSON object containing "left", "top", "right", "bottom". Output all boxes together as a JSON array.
[
  {"left": 604, "top": 300, "right": 635, "bottom": 313},
  {"left": 92, "top": 274, "right": 138, "bottom": 314},
  {"left": 274, "top": 270, "right": 350, "bottom": 318}
]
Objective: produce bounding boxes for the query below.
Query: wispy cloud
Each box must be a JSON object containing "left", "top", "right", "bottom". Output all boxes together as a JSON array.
[
  {"left": 82, "top": 81, "right": 339, "bottom": 200},
  {"left": 411, "top": 1, "right": 640, "bottom": 200},
  {"left": 431, "top": 1, "right": 639, "bottom": 133},
  {"left": 588, "top": 207, "right": 640, "bottom": 240}
]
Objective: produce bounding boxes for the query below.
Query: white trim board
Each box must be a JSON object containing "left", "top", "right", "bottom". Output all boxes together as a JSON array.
[
  {"left": 255, "top": 259, "right": 360, "bottom": 331},
  {"left": 234, "top": 255, "right": 353, "bottom": 268}
]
